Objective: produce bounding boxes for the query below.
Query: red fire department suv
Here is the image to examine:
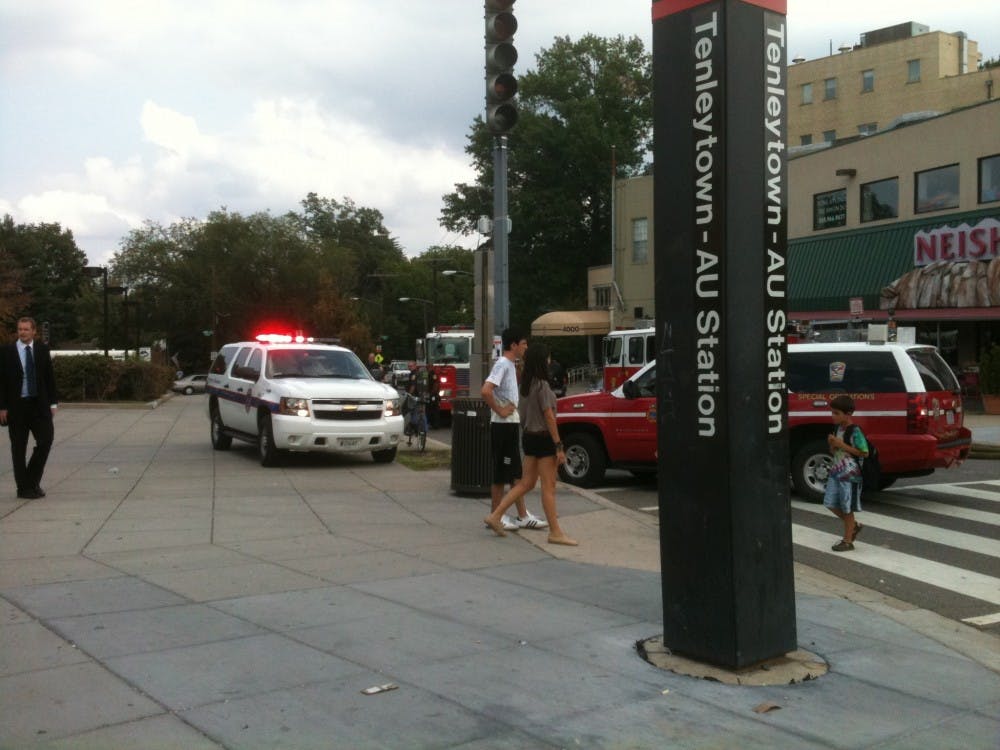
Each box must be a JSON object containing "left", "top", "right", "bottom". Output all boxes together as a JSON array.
[{"left": 556, "top": 342, "right": 972, "bottom": 501}]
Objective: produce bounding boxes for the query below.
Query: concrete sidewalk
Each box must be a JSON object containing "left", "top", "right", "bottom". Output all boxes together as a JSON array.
[{"left": 1, "top": 398, "right": 998, "bottom": 749}]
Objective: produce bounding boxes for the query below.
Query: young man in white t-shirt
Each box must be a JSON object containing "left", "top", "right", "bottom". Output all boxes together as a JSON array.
[{"left": 481, "top": 328, "right": 548, "bottom": 531}]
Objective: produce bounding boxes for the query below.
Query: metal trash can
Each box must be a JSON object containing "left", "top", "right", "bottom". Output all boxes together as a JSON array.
[{"left": 450, "top": 398, "right": 493, "bottom": 496}]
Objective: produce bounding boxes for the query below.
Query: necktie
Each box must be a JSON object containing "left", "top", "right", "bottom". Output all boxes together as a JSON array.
[{"left": 25, "top": 345, "right": 37, "bottom": 397}]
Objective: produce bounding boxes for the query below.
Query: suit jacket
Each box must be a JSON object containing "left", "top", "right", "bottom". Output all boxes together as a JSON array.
[{"left": 0, "top": 340, "right": 58, "bottom": 417}]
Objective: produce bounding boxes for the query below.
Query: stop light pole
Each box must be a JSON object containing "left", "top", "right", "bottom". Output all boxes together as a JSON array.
[{"left": 484, "top": 0, "right": 518, "bottom": 335}]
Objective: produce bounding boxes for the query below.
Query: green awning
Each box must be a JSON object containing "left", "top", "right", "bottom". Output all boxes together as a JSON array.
[{"left": 789, "top": 207, "right": 999, "bottom": 312}]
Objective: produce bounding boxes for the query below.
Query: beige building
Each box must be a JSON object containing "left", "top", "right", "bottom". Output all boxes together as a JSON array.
[
  {"left": 790, "top": 99, "right": 1000, "bottom": 238},
  {"left": 788, "top": 21, "right": 995, "bottom": 146}
]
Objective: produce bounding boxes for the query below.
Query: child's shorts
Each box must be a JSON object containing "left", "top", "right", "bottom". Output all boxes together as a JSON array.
[{"left": 823, "top": 478, "right": 862, "bottom": 514}]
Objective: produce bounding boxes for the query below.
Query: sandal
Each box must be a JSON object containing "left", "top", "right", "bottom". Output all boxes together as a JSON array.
[
  {"left": 851, "top": 523, "right": 863, "bottom": 542},
  {"left": 483, "top": 517, "right": 507, "bottom": 537},
  {"left": 548, "top": 535, "right": 578, "bottom": 546},
  {"left": 831, "top": 540, "right": 854, "bottom": 552}
]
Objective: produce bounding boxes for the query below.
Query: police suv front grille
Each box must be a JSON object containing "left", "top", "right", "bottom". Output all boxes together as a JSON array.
[{"left": 312, "top": 399, "right": 384, "bottom": 421}]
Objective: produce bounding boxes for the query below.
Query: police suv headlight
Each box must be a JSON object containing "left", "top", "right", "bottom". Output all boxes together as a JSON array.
[
  {"left": 279, "top": 397, "right": 310, "bottom": 417},
  {"left": 384, "top": 398, "right": 400, "bottom": 417}
]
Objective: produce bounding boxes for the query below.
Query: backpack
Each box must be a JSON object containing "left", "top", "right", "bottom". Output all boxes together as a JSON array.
[{"left": 846, "top": 424, "right": 881, "bottom": 492}]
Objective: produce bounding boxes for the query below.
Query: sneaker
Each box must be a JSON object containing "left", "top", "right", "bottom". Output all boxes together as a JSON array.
[
  {"left": 516, "top": 512, "right": 549, "bottom": 530},
  {"left": 831, "top": 540, "right": 854, "bottom": 552},
  {"left": 501, "top": 515, "right": 519, "bottom": 531}
]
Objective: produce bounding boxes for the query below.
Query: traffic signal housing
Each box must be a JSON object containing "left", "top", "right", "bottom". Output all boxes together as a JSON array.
[{"left": 484, "top": 0, "right": 518, "bottom": 134}]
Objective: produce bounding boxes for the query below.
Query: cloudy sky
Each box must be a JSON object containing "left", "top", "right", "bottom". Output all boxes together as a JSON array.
[{"left": 2, "top": 0, "right": 997, "bottom": 265}]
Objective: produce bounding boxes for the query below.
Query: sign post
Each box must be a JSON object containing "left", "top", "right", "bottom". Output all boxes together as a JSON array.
[{"left": 653, "top": 0, "right": 796, "bottom": 668}]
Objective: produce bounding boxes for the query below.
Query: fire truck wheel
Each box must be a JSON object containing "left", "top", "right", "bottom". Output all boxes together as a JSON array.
[
  {"left": 791, "top": 439, "right": 831, "bottom": 503},
  {"left": 559, "top": 433, "right": 606, "bottom": 488}
]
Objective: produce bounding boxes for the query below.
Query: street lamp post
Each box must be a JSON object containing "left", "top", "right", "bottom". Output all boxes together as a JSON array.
[
  {"left": 398, "top": 297, "right": 431, "bottom": 337},
  {"left": 105, "top": 285, "right": 127, "bottom": 356},
  {"left": 83, "top": 266, "right": 110, "bottom": 356}
]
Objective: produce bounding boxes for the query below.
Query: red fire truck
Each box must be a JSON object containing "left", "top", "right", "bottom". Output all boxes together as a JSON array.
[
  {"left": 602, "top": 327, "right": 655, "bottom": 391},
  {"left": 414, "top": 326, "right": 475, "bottom": 422}
]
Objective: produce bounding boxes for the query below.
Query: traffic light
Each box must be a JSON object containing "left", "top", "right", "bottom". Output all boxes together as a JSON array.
[{"left": 484, "top": 0, "right": 518, "bottom": 134}]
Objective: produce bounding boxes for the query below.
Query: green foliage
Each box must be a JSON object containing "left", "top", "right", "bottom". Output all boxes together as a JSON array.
[
  {"left": 440, "top": 34, "right": 652, "bottom": 330},
  {"left": 53, "top": 355, "right": 174, "bottom": 402},
  {"left": 109, "top": 198, "right": 413, "bottom": 370},
  {"left": 980, "top": 344, "right": 1000, "bottom": 395},
  {"left": 0, "top": 215, "right": 88, "bottom": 342}
]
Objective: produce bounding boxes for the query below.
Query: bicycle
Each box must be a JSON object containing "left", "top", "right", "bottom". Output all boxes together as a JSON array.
[{"left": 404, "top": 394, "right": 428, "bottom": 452}]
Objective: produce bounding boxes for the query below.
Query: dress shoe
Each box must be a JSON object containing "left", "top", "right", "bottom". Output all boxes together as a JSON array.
[{"left": 16, "top": 489, "right": 41, "bottom": 500}]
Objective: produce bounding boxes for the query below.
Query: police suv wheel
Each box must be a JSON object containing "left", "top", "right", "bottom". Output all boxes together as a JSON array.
[
  {"left": 258, "top": 414, "right": 280, "bottom": 467},
  {"left": 210, "top": 409, "right": 232, "bottom": 451},
  {"left": 372, "top": 446, "right": 397, "bottom": 464},
  {"left": 791, "top": 439, "right": 831, "bottom": 503},
  {"left": 558, "top": 433, "right": 606, "bottom": 488}
]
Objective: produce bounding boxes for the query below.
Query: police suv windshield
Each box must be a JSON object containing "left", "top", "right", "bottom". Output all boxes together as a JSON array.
[{"left": 265, "top": 349, "right": 371, "bottom": 379}]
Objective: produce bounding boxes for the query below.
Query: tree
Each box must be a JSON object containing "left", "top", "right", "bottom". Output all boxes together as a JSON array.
[
  {"left": 0, "top": 215, "right": 89, "bottom": 344},
  {"left": 440, "top": 34, "right": 652, "bottom": 328},
  {"left": 109, "top": 197, "right": 412, "bottom": 369}
]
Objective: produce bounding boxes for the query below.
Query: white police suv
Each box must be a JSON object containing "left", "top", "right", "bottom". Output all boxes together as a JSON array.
[{"left": 206, "top": 334, "right": 403, "bottom": 466}]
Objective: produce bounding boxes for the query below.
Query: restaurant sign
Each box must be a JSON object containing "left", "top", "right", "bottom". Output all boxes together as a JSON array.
[{"left": 913, "top": 217, "right": 1000, "bottom": 266}]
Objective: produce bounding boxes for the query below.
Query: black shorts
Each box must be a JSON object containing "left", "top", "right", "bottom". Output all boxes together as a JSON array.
[
  {"left": 490, "top": 422, "right": 522, "bottom": 485},
  {"left": 522, "top": 431, "right": 556, "bottom": 458}
]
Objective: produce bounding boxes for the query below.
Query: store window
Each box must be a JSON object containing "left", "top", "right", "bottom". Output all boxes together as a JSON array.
[
  {"left": 979, "top": 154, "right": 1000, "bottom": 203},
  {"left": 824, "top": 77, "right": 837, "bottom": 100},
  {"left": 915, "top": 164, "right": 959, "bottom": 213},
  {"left": 813, "top": 189, "right": 846, "bottom": 230},
  {"left": 801, "top": 82, "right": 813, "bottom": 104},
  {"left": 861, "top": 69, "right": 874, "bottom": 92},
  {"left": 907, "top": 59, "right": 921, "bottom": 83},
  {"left": 631, "top": 217, "right": 648, "bottom": 263},
  {"left": 594, "top": 285, "right": 611, "bottom": 308},
  {"left": 822, "top": 129, "right": 836, "bottom": 143},
  {"left": 800, "top": 134, "right": 813, "bottom": 146},
  {"left": 861, "top": 177, "right": 899, "bottom": 222},
  {"left": 857, "top": 122, "right": 877, "bottom": 136}
]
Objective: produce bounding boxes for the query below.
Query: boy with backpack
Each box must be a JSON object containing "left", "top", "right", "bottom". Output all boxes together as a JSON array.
[{"left": 824, "top": 395, "right": 870, "bottom": 552}]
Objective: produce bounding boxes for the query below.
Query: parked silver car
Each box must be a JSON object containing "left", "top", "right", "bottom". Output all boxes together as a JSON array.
[{"left": 172, "top": 373, "right": 208, "bottom": 395}]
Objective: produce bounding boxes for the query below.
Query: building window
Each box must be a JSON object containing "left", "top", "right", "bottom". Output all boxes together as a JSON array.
[
  {"left": 813, "top": 189, "right": 847, "bottom": 230},
  {"left": 861, "top": 177, "right": 899, "bottom": 222},
  {"left": 631, "top": 218, "right": 648, "bottom": 263},
  {"left": 800, "top": 134, "right": 813, "bottom": 146},
  {"left": 861, "top": 69, "right": 874, "bottom": 92},
  {"left": 824, "top": 77, "right": 837, "bottom": 100},
  {"left": 594, "top": 285, "right": 611, "bottom": 308},
  {"left": 915, "top": 164, "right": 959, "bottom": 213},
  {"left": 822, "top": 129, "right": 836, "bottom": 143},
  {"left": 907, "top": 59, "right": 921, "bottom": 82},
  {"left": 801, "top": 82, "right": 813, "bottom": 104},
  {"left": 978, "top": 154, "right": 1000, "bottom": 203},
  {"left": 857, "top": 122, "right": 877, "bottom": 136}
]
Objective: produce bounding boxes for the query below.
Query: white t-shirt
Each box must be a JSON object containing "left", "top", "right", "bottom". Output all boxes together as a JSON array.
[{"left": 486, "top": 356, "right": 519, "bottom": 424}]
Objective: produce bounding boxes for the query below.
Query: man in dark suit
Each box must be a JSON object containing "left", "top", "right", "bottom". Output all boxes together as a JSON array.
[{"left": 0, "top": 317, "right": 58, "bottom": 499}]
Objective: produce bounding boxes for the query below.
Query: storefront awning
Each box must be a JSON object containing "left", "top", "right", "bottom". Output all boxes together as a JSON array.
[{"left": 531, "top": 310, "right": 611, "bottom": 337}]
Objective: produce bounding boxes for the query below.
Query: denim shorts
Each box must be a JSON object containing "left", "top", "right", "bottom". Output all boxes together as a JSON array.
[{"left": 823, "top": 478, "right": 862, "bottom": 514}]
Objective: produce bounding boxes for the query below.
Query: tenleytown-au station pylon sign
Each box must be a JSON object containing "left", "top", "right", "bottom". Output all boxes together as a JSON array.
[{"left": 652, "top": 0, "right": 796, "bottom": 669}]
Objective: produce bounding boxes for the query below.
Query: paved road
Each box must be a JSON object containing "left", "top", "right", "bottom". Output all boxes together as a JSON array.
[
  {"left": 581, "top": 465, "right": 1000, "bottom": 633},
  {"left": 429, "top": 424, "right": 1000, "bottom": 632},
  {"left": 2, "top": 399, "right": 998, "bottom": 749}
]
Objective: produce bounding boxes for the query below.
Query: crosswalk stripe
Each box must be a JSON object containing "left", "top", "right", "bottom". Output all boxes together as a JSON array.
[
  {"left": 791, "top": 500, "right": 1000, "bottom": 558},
  {"left": 892, "top": 483, "right": 1000, "bottom": 503},
  {"left": 872, "top": 493, "right": 1000, "bottom": 525},
  {"left": 962, "top": 612, "right": 1000, "bottom": 627},
  {"left": 793, "top": 525, "right": 1000, "bottom": 607}
]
